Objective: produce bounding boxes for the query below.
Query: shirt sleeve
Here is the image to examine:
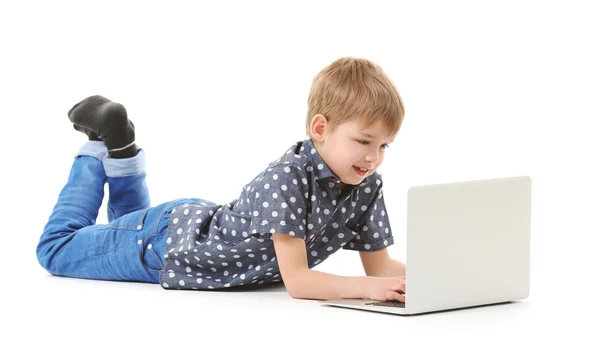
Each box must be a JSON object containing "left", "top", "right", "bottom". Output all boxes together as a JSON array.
[
  {"left": 343, "top": 176, "right": 394, "bottom": 251},
  {"left": 246, "top": 164, "right": 310, "bottom": 241}
]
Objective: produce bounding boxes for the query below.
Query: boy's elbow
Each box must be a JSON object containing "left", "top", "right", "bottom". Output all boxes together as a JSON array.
[
  {"left": 286, "top": 285, "right": 310, "bottom": 300},
  {"left": 282, "top": 269, "right": 310, "bottom": 299},
  {"left": 286, "top": 284, "right": 302, "bottom": 299}
]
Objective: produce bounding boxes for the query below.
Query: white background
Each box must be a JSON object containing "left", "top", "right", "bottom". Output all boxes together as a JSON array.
[{"left": 1, "top": 0, "right": 599, "bottom": 358}]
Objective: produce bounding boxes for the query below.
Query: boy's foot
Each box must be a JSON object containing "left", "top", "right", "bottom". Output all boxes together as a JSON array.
[
  {"left": 72, "top": 124, "right": 101, "bottom": 141},
  {"left": 68, "top": 95, "right": 137, "bottom": 158},
  {"left": 72, "top": 121, "right": 136, "bottom": 142},
  {"left": 72, "top": 121, "right": 136, "bottom": 141}
]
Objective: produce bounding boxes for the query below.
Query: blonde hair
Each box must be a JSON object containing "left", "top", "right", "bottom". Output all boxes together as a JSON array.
[{"left": 306, "top": 57, "right": 404, "bottom": 138}]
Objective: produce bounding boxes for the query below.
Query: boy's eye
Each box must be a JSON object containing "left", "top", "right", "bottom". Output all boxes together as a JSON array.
[{"left": 357, "top": 140, "right": 390, "bottom": 149}]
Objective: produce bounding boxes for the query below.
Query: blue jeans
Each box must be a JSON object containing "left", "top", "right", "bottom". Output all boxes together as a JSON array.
[{"left": 37, "top": 141, "right": 202, "bottom": 283}]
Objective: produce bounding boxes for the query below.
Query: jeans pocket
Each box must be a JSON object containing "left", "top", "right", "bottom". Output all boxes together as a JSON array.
[
  {"left": 142, "top": 241, "right": 163, "bottom": 272},
  {"left": 140, "top": 215, "right": 170, "bottom": 274},
  {"left": 136, "top": 234, "right": 165, "bottom": 283}
]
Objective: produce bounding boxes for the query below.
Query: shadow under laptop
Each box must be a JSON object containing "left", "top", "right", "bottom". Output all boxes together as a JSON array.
[{"left": 325, "top": 300, "right": 529, "bottom": 316}]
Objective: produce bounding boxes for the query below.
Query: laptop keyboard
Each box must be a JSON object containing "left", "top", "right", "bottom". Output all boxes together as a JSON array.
[{"left": 366, "top": 300, "right": 406, "bottom": 308}]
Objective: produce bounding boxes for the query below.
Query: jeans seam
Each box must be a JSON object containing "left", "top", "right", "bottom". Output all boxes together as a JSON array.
[
  {"left": 143, "top": 234, "right": 164, "bottom": 272},
  {"left": 108, "top": 205, "right": 116, "bottom": 222}
]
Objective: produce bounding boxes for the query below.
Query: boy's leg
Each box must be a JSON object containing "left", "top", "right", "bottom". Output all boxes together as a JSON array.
[
  {"left": 36, "top": 142, "right": 110, "bottom": 278},
  {"left": 37, "top": 96, "right": 161, "bottom": 282},
  {"left": 37, "top": 142, "right": 170, "bottom": 283},
  {"left": 104, "top": 149, "right": 151, "bottom": 222},
  {"left": 37, "top": 141, "right": 108, "bottom": 250}
]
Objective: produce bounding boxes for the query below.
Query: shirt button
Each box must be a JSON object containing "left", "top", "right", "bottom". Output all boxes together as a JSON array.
[
  {"left": 137, "top": 239, "right": 143, "bottom": 245},
  {"left": 147, "top": 244, "right": 153, "bottom": 249},
  {"left": 137, "top": 225, "right": 142, "bottom": 230}
]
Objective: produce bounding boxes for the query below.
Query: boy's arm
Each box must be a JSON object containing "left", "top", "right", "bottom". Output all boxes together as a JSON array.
[
  {"left": 273, "top": 232, "right": 366, "bottom": 300},
  {"left": 359, "top": 248, "right": 406, "bottom": 277},
  {"left": 273, "top": 233, "right": 405, "bottom": 301}
]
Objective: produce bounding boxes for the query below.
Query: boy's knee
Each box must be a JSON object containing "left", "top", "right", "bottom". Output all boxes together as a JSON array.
[
  {"left": 36, "top": 235, "right": 61, "bottom": 275},
  {"left": 36, "top": 243, "right": 53, "bottom": 274}
]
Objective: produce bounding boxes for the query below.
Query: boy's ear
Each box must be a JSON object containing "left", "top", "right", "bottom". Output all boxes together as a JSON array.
[{"left": 310, "top": 114, "right": 328, "bottom": 142}]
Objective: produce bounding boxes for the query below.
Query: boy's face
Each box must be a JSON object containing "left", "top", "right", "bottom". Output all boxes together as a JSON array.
[{"left": 311, "top": 115, "right": 396, "bottom": 186}]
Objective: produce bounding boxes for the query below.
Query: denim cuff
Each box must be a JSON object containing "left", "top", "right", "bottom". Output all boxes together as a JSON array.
[
  {"left": 75, "top": 141, "right": 108, "bottom": 160},
  {"left": 103, "top": 148, "right": 146, "bottom": 178}
]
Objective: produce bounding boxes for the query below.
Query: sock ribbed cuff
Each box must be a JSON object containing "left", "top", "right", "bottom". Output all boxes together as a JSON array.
[{"left": 75, "top": 141, "right": 108, "bottom": 160}]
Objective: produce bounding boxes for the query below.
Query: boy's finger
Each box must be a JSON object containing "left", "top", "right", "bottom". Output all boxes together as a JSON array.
[
  {"left": 388, "top": 291, "right": 405, "bottom": 302},
  {"left": 395, "top": 292, "right": 406, "bottom": 302},
  {"left": 391, "top": 284, "right": 405, "bottom": 293}
]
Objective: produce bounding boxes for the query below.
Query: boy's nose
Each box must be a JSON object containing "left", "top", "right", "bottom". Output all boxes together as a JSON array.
[{"left": 365, "top": 151, "right": 379, "bottom": 164}]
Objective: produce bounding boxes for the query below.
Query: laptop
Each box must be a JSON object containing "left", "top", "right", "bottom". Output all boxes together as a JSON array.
[{"left": 323, "top": 175, "right": 532, "bottom": 315}]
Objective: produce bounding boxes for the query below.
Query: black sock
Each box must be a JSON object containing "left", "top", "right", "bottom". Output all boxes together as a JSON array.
[
  {"left": 68, "top": 95, "right": 137, "bottom": 158},
  {"left": 72, "top": 124, "right": 102, "bottom": 141}
]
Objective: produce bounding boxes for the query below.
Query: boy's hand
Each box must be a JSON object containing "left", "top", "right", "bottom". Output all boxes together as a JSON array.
[{"left": 363, "top": 276, "right": 406, "bottom": 302}]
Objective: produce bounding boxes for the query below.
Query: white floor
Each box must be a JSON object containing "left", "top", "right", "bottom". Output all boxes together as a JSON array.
[{"left": 5, "top": 236, "right": 598, "bottom": 359}]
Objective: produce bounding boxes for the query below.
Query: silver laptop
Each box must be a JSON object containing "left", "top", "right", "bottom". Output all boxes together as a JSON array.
[{"left": 323, "top": 175, "right": 532, "bottom": 315}]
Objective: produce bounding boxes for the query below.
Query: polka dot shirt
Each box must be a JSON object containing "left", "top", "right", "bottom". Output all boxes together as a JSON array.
[{"left": 160, "top": 138, "right": 394, "bottom": 290}]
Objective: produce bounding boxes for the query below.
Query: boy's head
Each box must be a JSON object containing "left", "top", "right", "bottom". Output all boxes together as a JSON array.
[{"left": 306, "top": 57, "right": 404, "bottom": 185}]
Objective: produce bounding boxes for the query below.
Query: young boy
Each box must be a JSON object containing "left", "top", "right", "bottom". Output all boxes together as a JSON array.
[{"left": 37, "top": 57, "right": 407, "bottom": 302}]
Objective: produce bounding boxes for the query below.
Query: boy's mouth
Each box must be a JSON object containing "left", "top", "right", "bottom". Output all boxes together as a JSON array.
[{"left": 353, "top": 166, "right": 369, "bottom": 176}]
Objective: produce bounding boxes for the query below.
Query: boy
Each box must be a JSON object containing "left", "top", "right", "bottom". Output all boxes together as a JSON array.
[{"left": 37, "top": 57, "right": 407, "bottom": 302}]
